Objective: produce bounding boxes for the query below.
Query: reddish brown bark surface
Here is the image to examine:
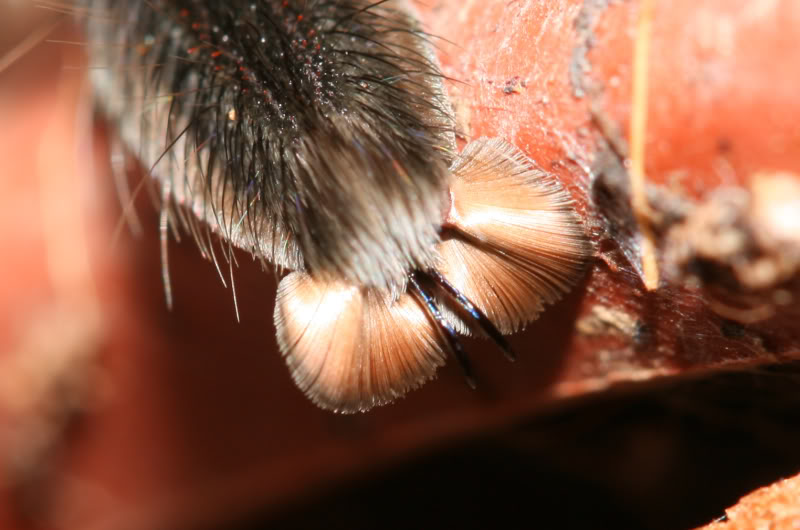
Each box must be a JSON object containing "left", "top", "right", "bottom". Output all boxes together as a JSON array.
[{"left": 700, "top": 472, "right": 800, "bottom": 530}]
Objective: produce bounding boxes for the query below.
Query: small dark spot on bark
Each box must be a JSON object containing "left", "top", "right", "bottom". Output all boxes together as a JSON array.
[
  {"left": 720, "top": 319, "right": 746, "bottom": 339},
  {"left": 633, "top": 320, "right": 654, "bottom": 347},
  {"left": 503, "top": 76, "right": 526, "bottom": 94}
]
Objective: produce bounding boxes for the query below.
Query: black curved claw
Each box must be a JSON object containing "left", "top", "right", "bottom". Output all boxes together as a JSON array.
[
  {"left": 424, "top": 270, "right": 516, "bottom": 362},
  {"left": 409, "top": 273, "right": 477, "bottom": 389}
]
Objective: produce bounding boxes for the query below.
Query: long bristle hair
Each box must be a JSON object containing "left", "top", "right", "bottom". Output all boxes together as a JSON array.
[{"left": 84, "top": 0, "right": 457, "bottom": 290}]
